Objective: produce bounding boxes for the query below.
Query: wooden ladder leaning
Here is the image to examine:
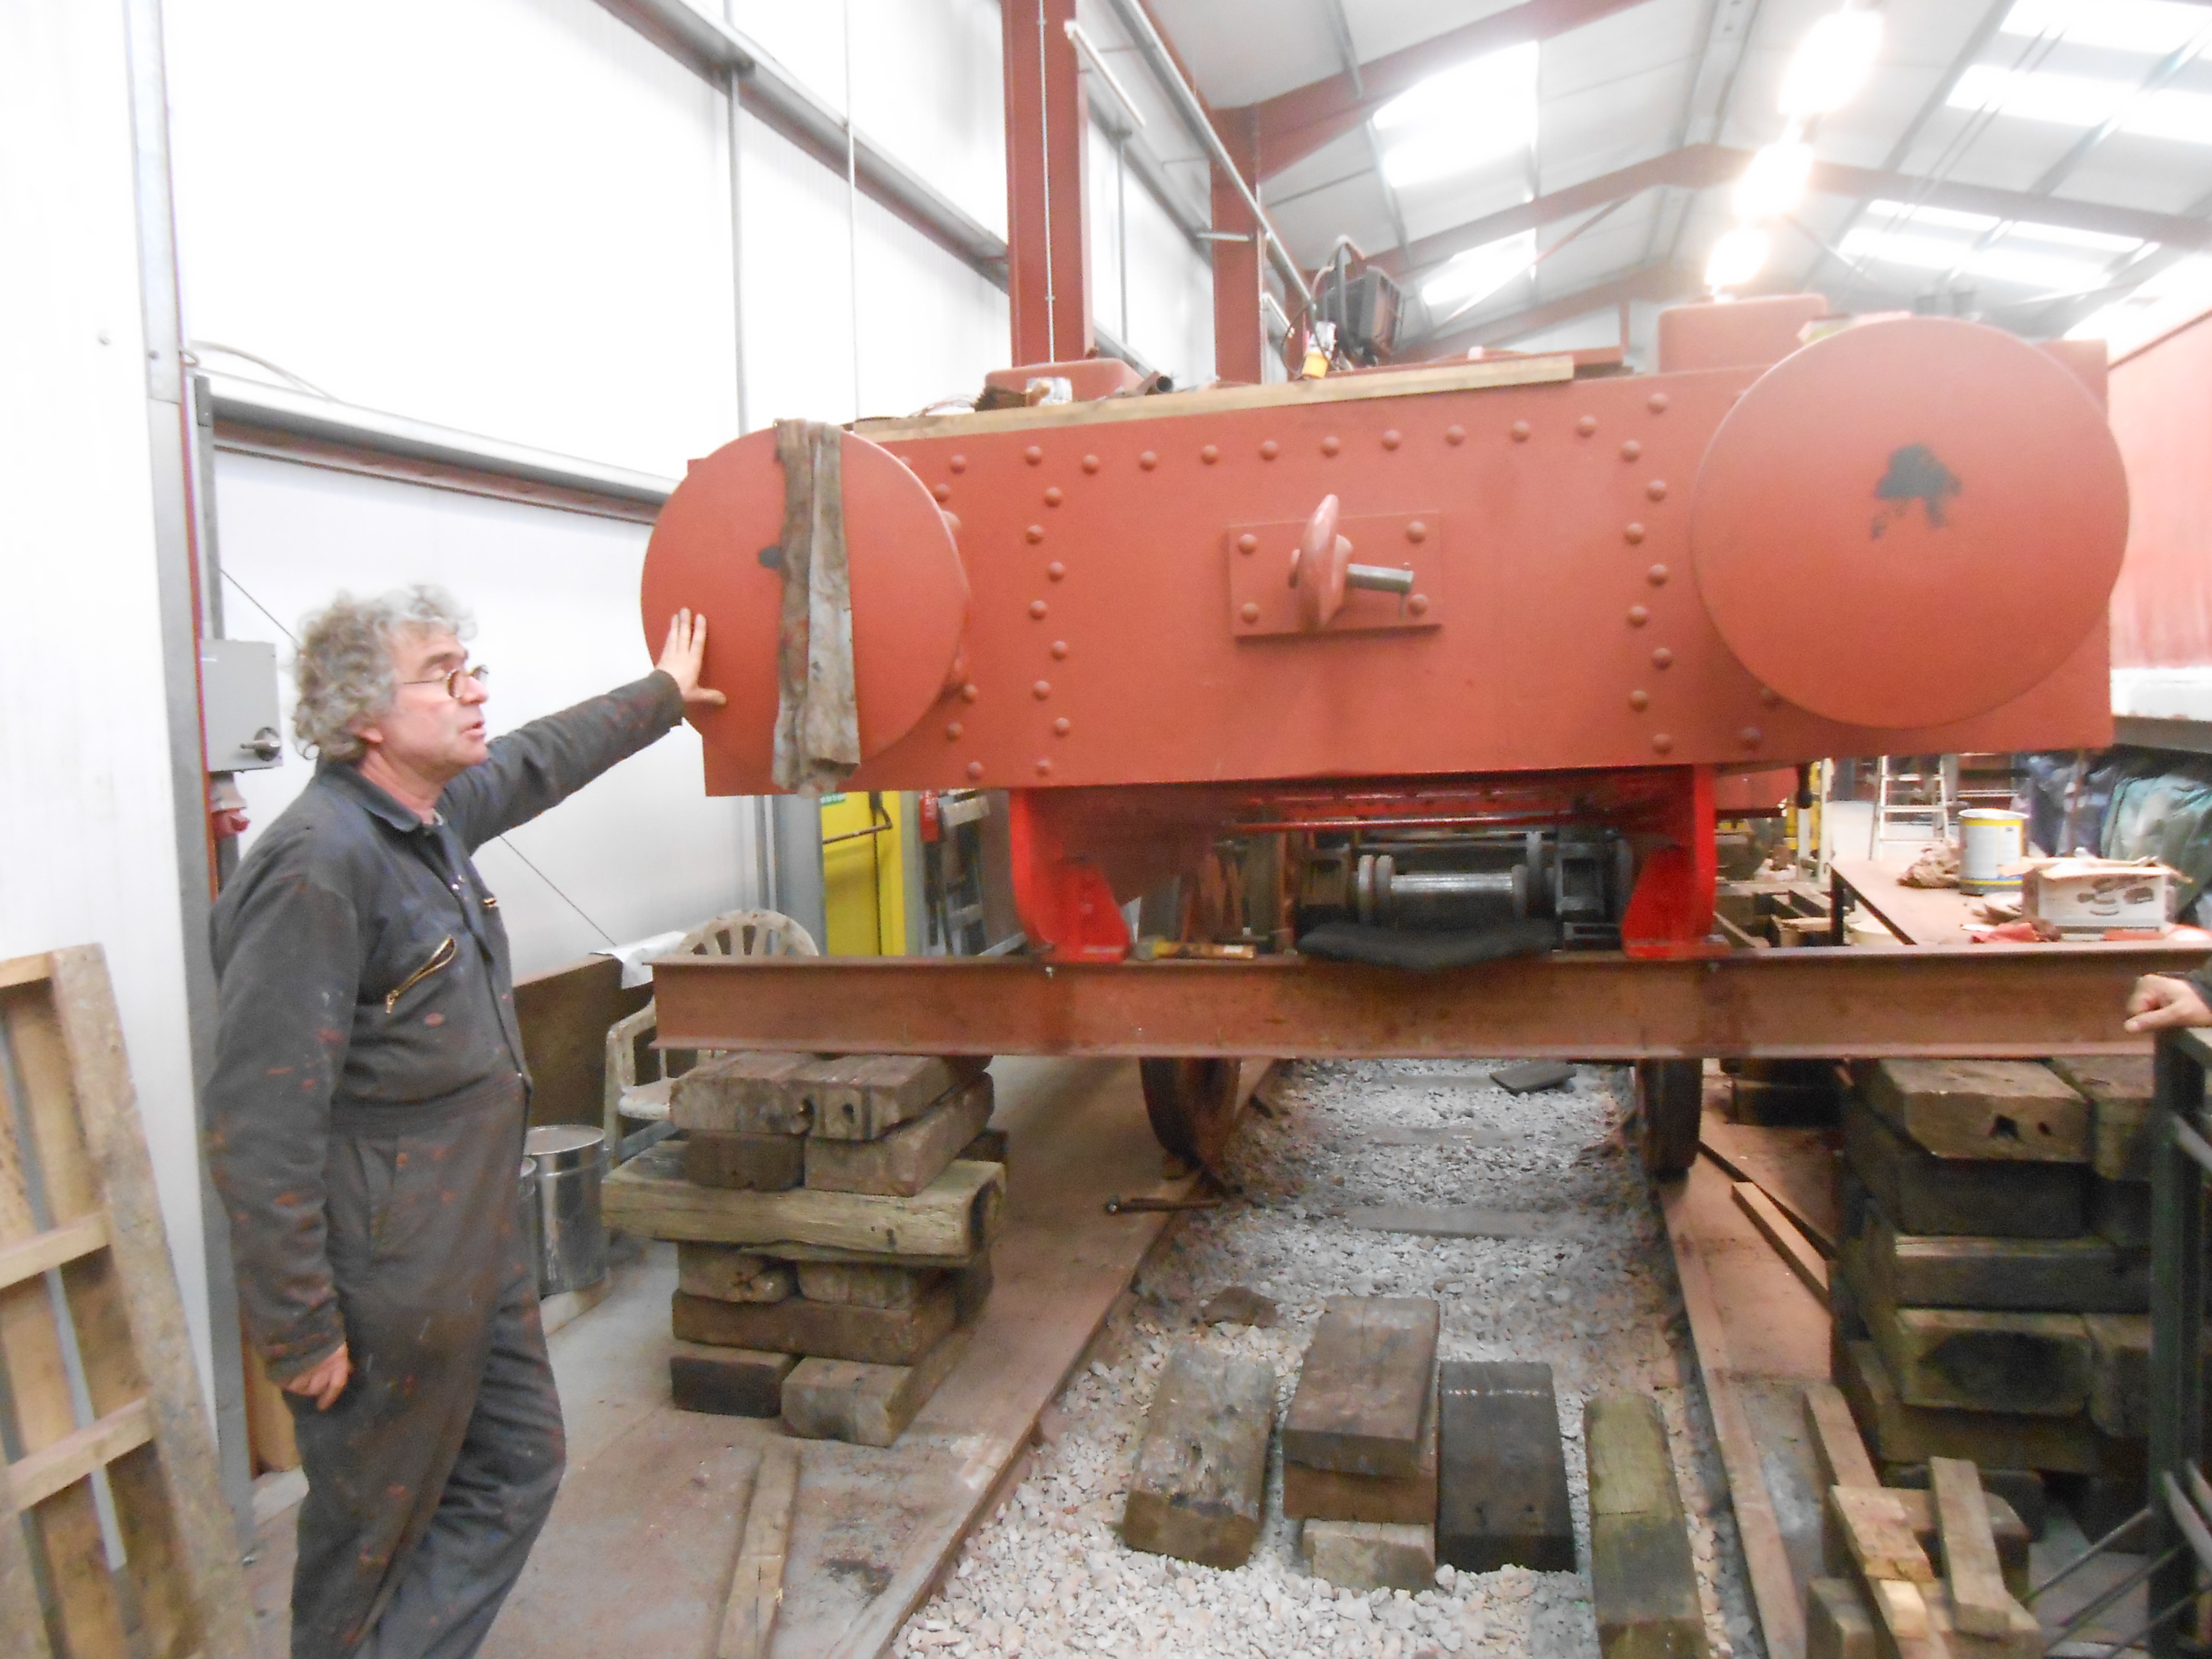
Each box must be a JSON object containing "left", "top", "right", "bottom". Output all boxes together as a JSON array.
[{"left": 0, "top": 946, "right": 253, "bottom": 1658}]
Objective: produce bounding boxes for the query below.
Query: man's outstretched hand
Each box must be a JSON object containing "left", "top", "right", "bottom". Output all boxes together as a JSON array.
[
  {"left": 2125, "top": 974, "right": 2212, "bottom": 1034},
  {"left": 283, "top": 1343, "right": 352, "bottom": 1411},
  {"left": 658, "top": 609, "right": 726, "bottom": 708}
]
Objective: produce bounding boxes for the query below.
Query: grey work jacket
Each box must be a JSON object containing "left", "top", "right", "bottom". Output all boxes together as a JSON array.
[{"left": 206, "top": 670, "right": 685, "bottom": 1382}]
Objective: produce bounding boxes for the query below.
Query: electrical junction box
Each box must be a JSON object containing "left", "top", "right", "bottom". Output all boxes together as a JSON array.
[{"left": 201, "top": 637, "right": 284, "bottom": 771}]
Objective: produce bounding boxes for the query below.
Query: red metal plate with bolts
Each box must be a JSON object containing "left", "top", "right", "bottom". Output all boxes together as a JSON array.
[
  {"left": 639, "top": 429, "right": 970, "bottom": 776},
  {"left": 1227, "top": 510, "right": 1442, "bottom": 639},
  {"left": 1689, "top": 316, "right": 2128, "bottom": 730}
]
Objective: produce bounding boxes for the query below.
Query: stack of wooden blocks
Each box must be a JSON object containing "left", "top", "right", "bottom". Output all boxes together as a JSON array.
[
  {"left": 1833, "top": 1057, "right": 2160, "bottom": 1510},
  {"left": 601, "top": 1051, "right": 1005, "bottom": 1447},
  {"left": 1805, "top": 1381, "right": 2040, "bottom": 1659}
]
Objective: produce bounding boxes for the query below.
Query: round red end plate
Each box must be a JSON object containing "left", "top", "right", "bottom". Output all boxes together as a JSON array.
[
  {"left": 1689, "top": 317, "right": 2127, "bottom": 729},
  {"left": 640, "top": 429, "right": 969, "bottom": 779}
]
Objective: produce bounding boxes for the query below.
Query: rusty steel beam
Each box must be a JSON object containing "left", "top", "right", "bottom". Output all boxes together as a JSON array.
[{"left": 649, "top": 946, "right": 2208, "bottom": 1062}]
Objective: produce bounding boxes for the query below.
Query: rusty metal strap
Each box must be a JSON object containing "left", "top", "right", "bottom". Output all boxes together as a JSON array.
[{"left": 646, "top": 943, "right": 2207, "bottom": 1060}]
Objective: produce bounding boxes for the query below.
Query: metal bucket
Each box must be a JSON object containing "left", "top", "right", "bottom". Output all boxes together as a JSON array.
[
  {"left": 1960, "top": 808, "right": 2027, "bottom": 895},
  {"left": 525, "top": 1124, "right": 608, "bottom": 1298},
  {"left": 517, "top": 1157, "right": 541, "bottom": 1286}
]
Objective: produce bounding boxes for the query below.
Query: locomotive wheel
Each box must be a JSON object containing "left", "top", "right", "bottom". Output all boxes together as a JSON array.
[
  {"left": 1139, "top": 1057, "right": 1243, "bottom": 1177},
  {"left": 1634, "top": 1059, "right": 1703, "bottom": 1181}
]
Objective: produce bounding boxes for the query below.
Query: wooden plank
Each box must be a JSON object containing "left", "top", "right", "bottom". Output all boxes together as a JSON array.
[
  {"left": 1586, "top": 1393, "right": 1709, "bottom": 1659},
  {"left": 6, "top": 948, "right": 259, "bottom": 1658},
  {"left": 1850, "top": 1211, "right": 2144, "bottom": 1314},
  {"left": 1807, "top": 1381, "right": 1882, "bottom": 1490},
  {"left": 780, "top": 1330, "right": 973, "bottom": 1447},
  {"left": 1698, "top": 1120, "right": 1840, "bottom": 1253},
  {"left": 1122, "top": 1343, "right": 1276, "bottom": 1570},
  {"left": 1865, "top": 1578, "right": 1945, "bottom": 1659},
  {"left": 675, "top": 1246, "right": 795, "bottom": 1303},
  {"left": 1927, "top": 1460, "right": 2008, "bottom": 1638},
  {"left": 6, "top": 1397, "right": 153, "bottom": 1513},
  {"left": 1284, "top": 1379, "right": 1436, "bottom": 1525},
  {"left": 717, "top": 1442, "right": 798, "bottom": 1659},
  {"left": 1858, "top": 1060, "right": 2089, "bottom": 1164},
  {"left": 804, "top": 1056, "right": 989, "bottom": 1144},
  {"left": 1660, "top": 1172, "right": 1807, "bottom": 1659},
  {"left": 671, "top": 1281, "right": 956, "bottom": 1365},
  {"left": 1842, "top": 1099, "right": 2084, "bottom": 1238},
  {"left": 803, "top": 1076, "right": 992, "bottom": 1197},
  {"left": 1734, "top": 1182, "right": 1828, "bottom": 1297},
  {"left": 1434, "top": 1361, "right": 1573, "bottom": 1571},
  {"left": 1808, "top": 1577, "right": 1878, "bottom": 1659},
  {"left": 1830, "top": 1487, "right": 1937, "bottom": 1584},
  {"left": 1819, "top": 1488, "right": 2031, "bottom": 1601},
  {"left": 1828, "top": 859, "right": 1977, "bottom": 948},
  {"left": 604, "top": 1144, "right": 1003, "bottom": 1262},
  {"left": 851, "top": 353, "right": 1574, "bottom": 443},
  {"left": 514, "top": 953, "right": 647, "bottom": 1131},
  {"left": 1916, "top": 1582, "right": 2039, "bottom": 1659},
  {"left": 0, "top": 1211, "right": 107, "bottom": 1293},
  {"left": 1281, "top": 1296, "right": 1439, "bottom": 1477}
]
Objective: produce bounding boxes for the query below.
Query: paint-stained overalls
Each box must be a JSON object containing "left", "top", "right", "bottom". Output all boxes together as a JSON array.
[{"left": 206, "top": 671, "right": 684, "bottom": 1658}]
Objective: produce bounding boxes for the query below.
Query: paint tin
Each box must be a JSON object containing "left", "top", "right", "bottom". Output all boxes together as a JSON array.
[
  {"left": 527, "top": 1124, "right": 609, "bottom": 1297},
  {"left": 1959, "top": 808, "right": 2027, "bottom": 895}
]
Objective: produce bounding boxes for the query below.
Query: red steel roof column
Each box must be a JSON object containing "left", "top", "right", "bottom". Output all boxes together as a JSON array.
[
  {"left": 1002, "top": 0, "right": 1092, "bottom": 365},
  {"left": 1212, "top": 107, "right": 1265, "bottom": 383}
]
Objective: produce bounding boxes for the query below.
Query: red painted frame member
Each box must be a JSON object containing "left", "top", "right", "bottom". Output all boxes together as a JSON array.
[{"left": 641, "top": 298, "right": 2129, "bottom": 966}]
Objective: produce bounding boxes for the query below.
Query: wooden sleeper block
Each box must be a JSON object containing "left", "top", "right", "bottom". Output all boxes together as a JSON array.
[
  {"left": 1842, "top": 1099, "right": 2085, "bottom": 1239},
  {"left": 1121, "top": 1344, "right": 1276, "bottom": 1571},
  {"left": 603, "top": 1142, "right": 1003, "bottom": 1263},
  {"left": 804, "top": 1054, "right": 990, "bottom": 1142},
  {"left": 959, "top": 1127, "right": 1010, "bottom": 1168},
  {"left": 1848, "top": 1209, "right": 2145, "bottom": 1315},
  {"left": 1835, "top": 1338, "right": 2133, "bottom": 1478},
  {"left": 1437, "top": 1360, "right": 1575, "bottom": 1574},
  {"left": 1299, "top": 1520, "right": 1437, "bottom": 1594},
  {"left": 669, "top": 1344, "right": 796, "bottom": 1418},
  {"left": 1284, "top": 1379, "right": 1436, "bottom": 1524},
  {"left": 793, "top": 1260, "right": 939, "bottom": 1310},
  {"left": 683, "top": 1131, "right": 806, "bottom": 1192},
  {"left": 805, "top": 1075, "right": 994, "bottom": 1197},
  {"left": 1819, "top": 1485, "right": 2032, "bottom": 1600},
  {"left": 677, "top": 1245, "right": 795, "bottom": 1303},
  {"left": 1859, "top": 1059, "right": 2090, "bottom": 1164},
  {"left": 2049, "top": 1055, "right": 2158, "bottom": 1184},
  {"left": 672, "top": 1051, "right": 819, "bottom": 1135},
  {"left": 1282, "top": 1297, "right": 1439, "bottom": 1479},
  {"left": 1858, "top": 1284, "right": 2093, "bottom": 1419},
  {"left": 781, "top": 1329, "right": 972, "bottom": 1447},
  {"left": 1808, "top": 1577, "right": 1879, "bottom": 1659},
  {"left": 1587, "top": 1393, "right": 1708, "bottom": 1659},
  {"left": 671, "top": 1279, "right": 957, "bottom": 1365},
  {"left": 2091, "top": 1177, "right": 2153, "bottom": 1249}
]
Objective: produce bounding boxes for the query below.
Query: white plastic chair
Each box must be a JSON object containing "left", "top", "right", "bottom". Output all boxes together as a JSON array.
[{"left": 602, "top": 910, "right": 819, "bottom": 1155}]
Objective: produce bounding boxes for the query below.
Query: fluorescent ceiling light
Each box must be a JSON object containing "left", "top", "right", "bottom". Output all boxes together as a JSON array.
[
  {"left": 1840, "top": 226, "right": 2112, "bottom": 293},
  {"left": 1779, "top": 9, "right": 1884, "bottom": 118},
  {"left": 2068, "top": 254, "right": 2212, "bottom": 356},
  {"left": 1707, "top": 226, "right": 1772, "bottom": 289},
  {"left": 1734, "top": 140, "right": 1814, "bottom": 218},
  {"left": 1420, "top": 230, "right": 1538, "bottom": 311},
  {"left": 1375, "top": 42, "right": 1538, "bottom": 189},
  {"left": 1951, "top": 66, "right": 2212, "bottom": 143},
  {"left": 2000, "top": 0, "right": 2209, "bottom": 57}
]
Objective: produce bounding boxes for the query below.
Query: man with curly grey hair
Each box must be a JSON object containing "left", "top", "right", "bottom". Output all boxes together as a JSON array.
[{"left": 204, "top": 585, "right": 722, "bottom": 1658}]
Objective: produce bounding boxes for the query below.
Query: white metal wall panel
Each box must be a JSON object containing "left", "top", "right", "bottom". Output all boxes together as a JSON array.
[
  {"left": 164, "top": 0, "right": 739, "bottom": 477},
  {"left": 0, "top": 0, "right": 216, "bottom": 1405},
  {"left": 215, "top": 455, "right": 759, "bottom": 976}
]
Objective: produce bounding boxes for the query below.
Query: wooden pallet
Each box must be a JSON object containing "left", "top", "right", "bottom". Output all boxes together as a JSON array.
[{"left": 0, "top": 947, "right": 253, "bottom": 1658}]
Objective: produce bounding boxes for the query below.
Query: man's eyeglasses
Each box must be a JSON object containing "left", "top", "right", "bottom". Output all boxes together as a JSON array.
[{"left": 399, "top": 664, "right": 491, "bottom": 700}]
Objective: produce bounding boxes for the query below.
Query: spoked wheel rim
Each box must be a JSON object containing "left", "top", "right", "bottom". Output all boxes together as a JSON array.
[{"left": 1139, "top": 1057, "right": 1243, "bottom": 1178}]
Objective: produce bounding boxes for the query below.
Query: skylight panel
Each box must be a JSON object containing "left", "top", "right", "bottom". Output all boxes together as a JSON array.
[
  {"left": 1842, "top": 226, "right": 2114, "bottom": 293},
  {"left": 2125, "top": 87, "right": 2212, "bottom": 144},
  {"left": 2003, "top": 220, "right": 2143, "bottom": 253},
  {"left": 1374, "top": 42, "right": 1539, "bottom": 190},
  {"left": 2069, "top": 254, "right": 2212, "bottom": 356},
  {"left": 1841, "top": 228, "right": 1982, "bottom": 272},
  {"left": 1865, "top": 199, "right": 1999, "bottom": 234},
  {"left": 2000, "top": 0, "right": 2208, "bottom": 58},
  {"left": 1420, "top": 230, "right": 1538, "bottom": 311},
  {"left": 1950, "top": 64, "right": 2135, "bottom": 128}
]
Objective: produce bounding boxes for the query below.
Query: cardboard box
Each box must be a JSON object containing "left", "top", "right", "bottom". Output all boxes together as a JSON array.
[{"left": 2014, "top": 858, "right": 2177, "bottom": 937}]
